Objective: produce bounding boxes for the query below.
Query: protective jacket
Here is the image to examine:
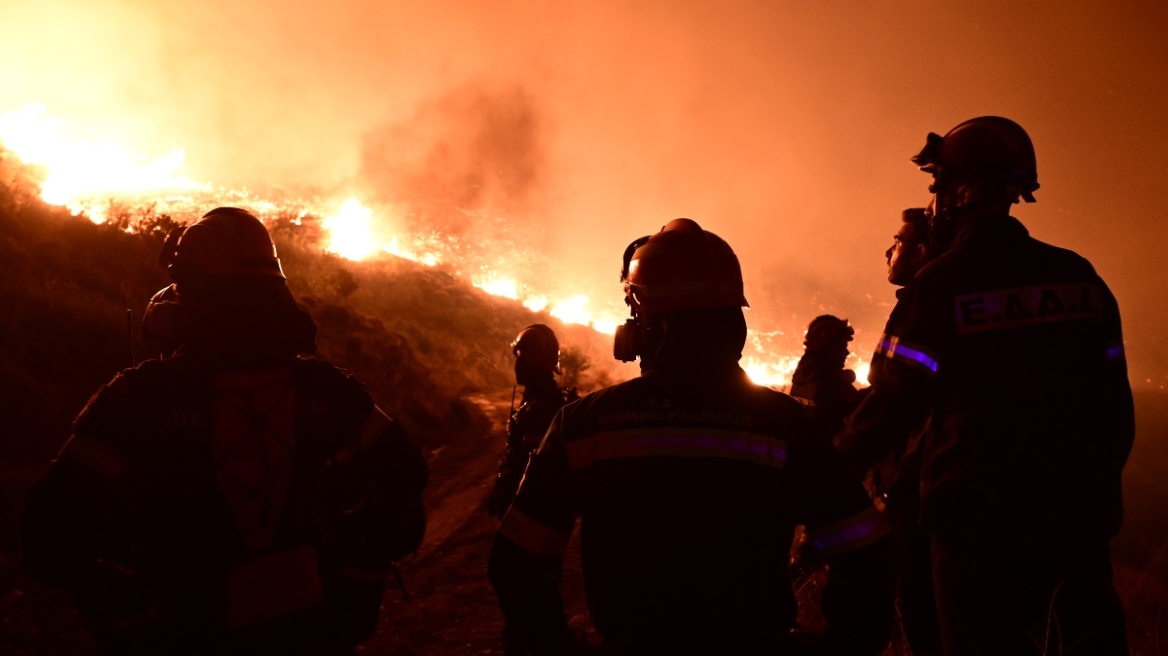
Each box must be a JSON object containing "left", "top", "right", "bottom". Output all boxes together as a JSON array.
[
  {"left": 859, "top": 287, "right": 925, "bottom": 503},
  {"left": 491, "top": 378, "right": 571, "bottom": 517},
  {"left": 789, "top": 357, "right": 862, "bottom": 436},
  {"left": 838, "top": 214, "right": 1134, "bottom": 538},
  {"left": 488, "top": 363, "right": 895, "bottom": 656},
  {"left": 21, "top": 354, "right": 428, "bottom": 655}
]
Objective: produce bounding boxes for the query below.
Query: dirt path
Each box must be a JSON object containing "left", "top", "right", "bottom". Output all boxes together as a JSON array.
[{"left": 363, "top": 392, "right": 592, "bottom": 656}]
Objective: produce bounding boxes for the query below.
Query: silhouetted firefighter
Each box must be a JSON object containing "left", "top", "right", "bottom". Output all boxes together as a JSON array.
[
  {"left": 790, "top": 314, "right": 860, "bottom": 436},
  {"left": 838, "top": 117, "right": 1134, "bottom": 654},
  {"left": 489, "top": 219, "right": 896, "bottom": 656},
  {"left": 21, "top": 208, "right": 429, "bottom": 655},
  {"left": 489, "top": 324, "right": 576, "bottom": 519},
  {"left": 868, "top": 206, "right": 943, "bottom": 655}
]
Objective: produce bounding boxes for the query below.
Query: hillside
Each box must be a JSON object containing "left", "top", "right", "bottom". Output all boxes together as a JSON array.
[{"left": 0, "top": 150, "right": 623, "bottom": 555}]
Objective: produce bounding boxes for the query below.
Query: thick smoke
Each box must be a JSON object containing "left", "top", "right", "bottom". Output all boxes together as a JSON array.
[
  {"left": 361, "top": 85, "right": 546, "bottom": 236},
  {"left": 359, "top": 84, "right": 557, "bottom": 288}
]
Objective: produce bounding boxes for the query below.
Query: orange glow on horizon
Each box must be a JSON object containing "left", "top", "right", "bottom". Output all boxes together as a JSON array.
[{"left": 0, "top": 104, "right": 204, "bottom": 221}]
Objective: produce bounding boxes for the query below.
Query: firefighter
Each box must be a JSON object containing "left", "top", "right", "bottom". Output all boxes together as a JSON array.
[
  {"left": 838, "top": 117, "right": 1134, "bottom": 654},
  {"left": 489, "top": 218, "right": 896, "bottom": 655},
  {"left": 868, "top": 206, "right": 942, "bottom": 655},
  {"left": 488, "top": 324, "right": 573, "bottom": 518},
  {"left": 21, "top": 207, "right": 429, "bottom": 655},
  {"left": 789, "top": 314, "right": 860, "bottom": 435}
]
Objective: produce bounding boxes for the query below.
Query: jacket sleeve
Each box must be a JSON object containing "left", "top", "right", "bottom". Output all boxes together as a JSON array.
[
  {"left": 325, "top": 403, "right": 429, "bottom": 570},
  {"left": 487, "top": 412, "right": 577, "bottom": 656},
  {"left": 788, "top": 416, "right": 897, "bottom": 655},
  {"left": 20, "top": 375, "right": 156, "bottom": 625},
  {"left": 1099, "top": 281, "right": 1135, "bottom": 474},
  {"left": 836, "top": 279, "right": 942, "bottom": 471}
]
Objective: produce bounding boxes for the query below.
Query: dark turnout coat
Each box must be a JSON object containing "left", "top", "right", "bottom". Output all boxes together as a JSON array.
[
  {"left": 21, "top": 354, "right": 428, "bottom": 655},
  {"left": 839, "top": 214, "right": 1134, "bottom": 538},
  {"left": 489, "top": 364, "right": 895, "bottom": 656}
]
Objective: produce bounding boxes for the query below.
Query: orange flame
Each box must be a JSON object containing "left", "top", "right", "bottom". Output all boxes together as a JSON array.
[{"left": 0, "top": 104, "right": 204, "bottom": 221}]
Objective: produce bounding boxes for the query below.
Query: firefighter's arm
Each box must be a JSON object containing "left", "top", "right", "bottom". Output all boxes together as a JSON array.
[
  {"left": 492, "top": 399, "right": 561, "bottom": 516},
  {"left": 1100, "top": 283, "right": 1135, "bottom": 472},
  {"left": 791, "top": 423, "right": 897, "bottom": 655},
  {"left": 20, "top": 379, "right": 155, "bottom": 626},
  {"left": 836, "top": 377, "right": 932, "bottom": 472},
  {"left": 836, "top": 282, "right": 942, "bottom": 471},
  {"left": 491, "top": 414, "right": 536, "bottom": 517},
  {"left": 341, "top": 405, "right": 430, "bottom": 563},
  {"left": 488, "top": 414, "right": 577, "bottom": 656}
]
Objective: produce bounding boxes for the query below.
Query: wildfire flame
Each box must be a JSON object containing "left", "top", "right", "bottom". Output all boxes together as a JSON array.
[
  {"left": 0, "top": 103, "right": 203, "bottom": 219},
  {"left": 322, "top": 198, "right": 378, "bottom": 261},
  {"left": 0, "top": 102, "right": 864, "bottom": 390}
]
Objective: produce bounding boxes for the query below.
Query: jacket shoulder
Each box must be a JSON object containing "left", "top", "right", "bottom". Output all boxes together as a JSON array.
[
  {"left": 75, "top": 358, "right": 185, "bottom": 425},
  {"left": 294, "top": 356, "right": 370, "bottom": 394},
  {"left": 560, "top": 376, "right": 658, "bottom": 417},
  {"left": 1025, "top": 237, "right": 1102, "bottom": 279}
]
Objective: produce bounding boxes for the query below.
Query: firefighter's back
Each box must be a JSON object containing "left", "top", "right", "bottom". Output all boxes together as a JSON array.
[
  {"left": 563, "top": 372, "right": 813, "bottom": 650},
  {"left": 490, "top": 218, "right": 894, "bottom": 656},
  {"left": 913, "top": 216, "right": 1129, "bottom": 534},
  {"left": 21, "top": 208, "right": 428, "bottom": 655}
]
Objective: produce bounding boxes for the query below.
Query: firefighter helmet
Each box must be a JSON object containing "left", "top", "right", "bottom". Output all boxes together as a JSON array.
[
  {"left": 624, "top": 219, "right": 748, "bottom": 314},
  {"left": 804, "top": 315, "right": 854, "bottom": 351},
  {"left": 512, "top": 324, "right": 561, "bottom": 374},
  {"left": 912, "top": 116, "right": 1040, "bottom": 202},
  {"left": 169, "top": 207, "right": 284, "bottom": 281}
]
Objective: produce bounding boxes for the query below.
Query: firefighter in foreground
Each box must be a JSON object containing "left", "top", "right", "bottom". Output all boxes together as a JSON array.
[
  {"left": 489, "top": 324, "right": 573, "bottom": 518},
  {"left": 489, "top": 219, "right": 896, "bottom": 655},
  {"left": 21, "top": 208, "right": 429, "bottom": 654},
  {"left": 838, "top": 117, "right": 1134, "bottom": 654}
]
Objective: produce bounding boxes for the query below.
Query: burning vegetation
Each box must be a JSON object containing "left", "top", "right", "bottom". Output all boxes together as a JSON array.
[{"left": 0, "top": 101, "right": 863, "bottom": 390}]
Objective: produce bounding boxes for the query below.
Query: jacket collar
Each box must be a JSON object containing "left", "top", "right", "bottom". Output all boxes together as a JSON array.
[{"left": 953, "top": 213, "right": 1029, "bottom": 248}]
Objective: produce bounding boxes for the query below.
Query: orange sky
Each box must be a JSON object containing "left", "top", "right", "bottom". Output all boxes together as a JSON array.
[{"left": 1, "top": 0, "right": 1166, "bottom": 386}]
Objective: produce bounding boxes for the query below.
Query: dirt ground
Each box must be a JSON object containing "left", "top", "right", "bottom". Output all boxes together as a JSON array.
[{"left": 363, "top": 392, "right": 595, "bottom": 656}]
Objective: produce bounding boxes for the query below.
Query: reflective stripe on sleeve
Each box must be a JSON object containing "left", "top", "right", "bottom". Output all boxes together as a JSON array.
[
  {"left": 358, "top": 406, "right": 391, "bottom": 450},
  {"left": 57, "top": 433, "right": 129, "bottom": 483},
  {"left": 806, "top": 506, "right": 890, "bottom": 556},
  {"left": 498, "top": 507, "right": 571, "bottom": 558},
  {"left": 874, "top": 334, "right": 939, "bottom": 376},
  {"left": 564, "top": 427, "right": 788, "bottom": 471},
  {"left": 1106, "top": 342, "right": 1125, "bottom": 363}
]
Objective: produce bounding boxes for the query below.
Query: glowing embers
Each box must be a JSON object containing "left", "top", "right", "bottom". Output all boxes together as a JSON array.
[
  {"left": 322, "top": 198, "right": 377, "bottom": 260},
  {"left": 474, "top": 275, "right": 520, "bottom": 300},
  {"left": 743, "top": 355, "right": 799, "bottom": 389},
  {"left": 0, "top": 103, "right": 203, "bottom": 221},
  {"left": 548, "top": 295, "right": 619, "bottom": 335},
  {"left": 321, "top": 198, "right": 441, "bottom": 265},
  {"left": 467, "top": 278, "right": 621, "bottom": 335}
]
